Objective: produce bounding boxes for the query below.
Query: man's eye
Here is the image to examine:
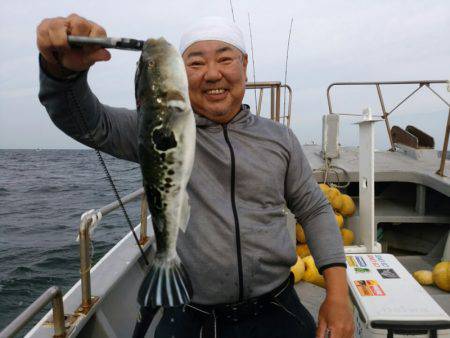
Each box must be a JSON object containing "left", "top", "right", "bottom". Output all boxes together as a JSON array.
[
  {"left": 219, "top": 58, "right": 233, "bottom": 64},
  {"left": 189, "top": 61, "right": 204, "bottom": 67}
]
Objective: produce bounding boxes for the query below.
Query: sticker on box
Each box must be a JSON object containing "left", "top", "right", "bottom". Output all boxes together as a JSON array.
[
  {"left": 377, "top": 268, "right": 399, "bottom": 279},
  {"left": 374, "top": 255, "right": 390, "bottom": 268},
  {"left": 355, "top": 256, "right": 367, "bottom": 267},
  {"left": 354, "top": 280, "right": 386, "bottom": 296},
  {"left": 346, "top": 256, "right": 357, "bottom": 267},
  {"left": 354, "top": 267, "right": 370, "bottom": 273}
]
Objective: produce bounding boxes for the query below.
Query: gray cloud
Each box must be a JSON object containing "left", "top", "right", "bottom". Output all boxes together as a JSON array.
[{"left": 1, "top": 0, "right": 449, "bottom": 149}]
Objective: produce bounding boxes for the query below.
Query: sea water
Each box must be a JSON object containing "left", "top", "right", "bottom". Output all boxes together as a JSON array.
[{"left": 0, "top": 149, "right": 142, "bottom": 332}]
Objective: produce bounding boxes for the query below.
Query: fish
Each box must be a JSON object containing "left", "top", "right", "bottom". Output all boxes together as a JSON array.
[{"left": 135, "top": 38, "right": 195, "bottom": 307}]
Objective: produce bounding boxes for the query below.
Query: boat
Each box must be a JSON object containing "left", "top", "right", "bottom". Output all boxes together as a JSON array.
[{"left": 1, "top": 79, "right": 449, "bottom": 337}]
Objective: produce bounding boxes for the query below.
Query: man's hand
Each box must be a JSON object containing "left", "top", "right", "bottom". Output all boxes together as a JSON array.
[
  {"left": 316, "top": 266, "right": 354, "bottom": 338},
  {"left": 36, "top": 14, "right": 111, "bottom": 77}
]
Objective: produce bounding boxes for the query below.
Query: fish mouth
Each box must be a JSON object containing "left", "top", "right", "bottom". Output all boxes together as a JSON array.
[{"left": 203, "top": 88, "right": 229, "bottom": 101}]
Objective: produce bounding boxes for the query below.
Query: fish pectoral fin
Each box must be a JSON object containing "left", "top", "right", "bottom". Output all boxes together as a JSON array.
[{"left": 178, "top": 194, "right": 190, "bottom": 233}]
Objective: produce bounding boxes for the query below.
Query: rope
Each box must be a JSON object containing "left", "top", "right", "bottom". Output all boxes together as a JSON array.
[
  {"left": 313, "top": 157, "right": 351, "bottom": 189},
  {"left": 68, "top": 88, "right": 149, "bottom": 266}
]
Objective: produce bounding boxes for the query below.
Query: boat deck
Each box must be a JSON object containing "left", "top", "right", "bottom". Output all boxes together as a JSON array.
[{"left": 304, "top": 145, "right": 450, "bottom": 196}]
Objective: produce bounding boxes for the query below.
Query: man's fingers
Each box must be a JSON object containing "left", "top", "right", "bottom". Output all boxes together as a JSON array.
[
  {"left": 84, "top": 48, "right": 111, "bottom": 64},
  {"left": 37, "top": 32, "right": 58, "bottom": 64},
  {"left": 82, "top": 21, "right": 109, "bottom": 55},
  {"left": 47, "top": 18, "right": 70, "bottom": 53},
  {"left": 36, "top": 14, "right": 109, "bottom": 72},
  {"left": 316, "top": 318, "right": 327, "bottom": 338},
  {"left": 67, "top": 13, "right": 92, "bottom": 37},
  {"left": 89, "top": 21, "right": 107, "bottom": 38}
]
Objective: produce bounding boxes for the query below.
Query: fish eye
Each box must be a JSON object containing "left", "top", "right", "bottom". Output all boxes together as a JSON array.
[{"left": 148, "top": 60, "right": 156, "bottom": 69}]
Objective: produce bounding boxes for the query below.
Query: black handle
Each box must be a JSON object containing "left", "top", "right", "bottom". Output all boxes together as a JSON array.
[{"left": 67, "top": 35, "right": 144, "bottom": 51}]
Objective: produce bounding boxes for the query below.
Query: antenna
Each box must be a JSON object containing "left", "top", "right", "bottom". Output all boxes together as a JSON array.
[
  {"left": 229, "top": 0, "right": 236, "bottom": 22},
  {"left": 248, "top": 13, "right": 257, "bottom": 112},
  {"left": 283, "top": 18, "right": 293, "bottom": 119}
]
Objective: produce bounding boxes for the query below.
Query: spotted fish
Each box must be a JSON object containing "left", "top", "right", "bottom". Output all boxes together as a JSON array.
[{"left": 135, "top": 38, "right": 195, "bottom": 307}]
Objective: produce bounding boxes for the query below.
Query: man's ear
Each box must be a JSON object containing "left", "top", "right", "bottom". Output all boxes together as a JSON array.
[
  {"left": 242, "top": 53, "right": 248, "bottom": 80},
  {"left": 242, "top": 53, "right": 249, "bottom": 68}
]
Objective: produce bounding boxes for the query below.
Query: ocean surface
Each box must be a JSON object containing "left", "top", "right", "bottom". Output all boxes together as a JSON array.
[{"left": 0, "top": 149, "right": 143, "bottom": 334}]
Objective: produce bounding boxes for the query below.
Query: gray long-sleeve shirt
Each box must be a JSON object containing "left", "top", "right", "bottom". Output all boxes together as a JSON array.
[{"left": 38, "top": 61, "right": 346, "bottom": 304}]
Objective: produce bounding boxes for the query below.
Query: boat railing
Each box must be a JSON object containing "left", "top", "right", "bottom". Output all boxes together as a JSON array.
[
  {"left": 246, "top": 81, "right": 292, "bottom": 127},
  {"left": 1, "top": 188, "right": 149, "bottom": 337},
  {"left": 0, "top": 286, "right": 66, "bottom": 338},
  {"left": 78, "top": 187, "right": 148, "bottom": 313},
  {"left": 326, "top": 80, "right": 450, "bottom": 176}
]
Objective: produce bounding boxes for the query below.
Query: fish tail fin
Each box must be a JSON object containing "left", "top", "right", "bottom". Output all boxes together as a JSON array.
[{"left": 138, "top": 256, "right": 192, "bottom": 307}]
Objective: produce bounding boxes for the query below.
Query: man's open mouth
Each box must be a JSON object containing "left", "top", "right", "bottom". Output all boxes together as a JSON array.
[{"left": 205, "top": 88, "right": 227, "bottom": 95}]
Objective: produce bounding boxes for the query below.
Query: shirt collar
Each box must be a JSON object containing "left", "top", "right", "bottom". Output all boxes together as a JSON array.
[{"left": 194, "top": 104, "right": 252, "bottom": 128}]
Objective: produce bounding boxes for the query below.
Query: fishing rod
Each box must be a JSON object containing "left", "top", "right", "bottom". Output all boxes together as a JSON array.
[
  {"left": 68, "top": 35, "right": 144, "bottom": 51},
  {"left": 66, "top": 34, "right": 149, "bottom": 266},
  {"left": 247, "top": 13, "right": 258, "bottom": 111},
  {"left": 283, "top": 18, "right": 293, "bottom": 119}
]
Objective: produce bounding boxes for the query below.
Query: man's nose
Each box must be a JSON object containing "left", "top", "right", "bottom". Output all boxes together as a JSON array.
[{"left": 204, "top": 63, "right": 222, "bottom": 82}]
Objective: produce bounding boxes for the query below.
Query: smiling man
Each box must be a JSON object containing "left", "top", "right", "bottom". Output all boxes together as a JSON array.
[{"left": 37, "top": 15, "right": 354, "bottom": 338}]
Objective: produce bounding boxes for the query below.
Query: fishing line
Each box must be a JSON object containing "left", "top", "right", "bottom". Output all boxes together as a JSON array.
[
  {"left": 247, "top": 13, "right": 258, "bottom": 112},
  {"left": 229, "top": 0, "right": 236, "bottom": 22},
  {"left": 283, "top": 18, "right": 293, "bottom": 121},
  {"left": 67, "top": 88, "right": 150, "bottom": 266}
]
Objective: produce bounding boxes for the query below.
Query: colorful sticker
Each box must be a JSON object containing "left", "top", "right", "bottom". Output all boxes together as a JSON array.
[
  {"left": 346, "top": 256, "right": 357, "bottom": 267},
  {"left": 367, "top": 255, "right": 381, "bottom": 268},
  {"left": 354, "top": 267, "right": 370, "bottom": 273},
  {"left": 377, "top": 268, "right": 399, "bottom": 279},
  {"left": 374, "top": 255, "right": 390, "bottom": 268},
  {"left": 354, "top": 280, "right": 386, "bottom": 296},
  {"left": 355, "top": 256, "right": 367, "bottom": 267}
]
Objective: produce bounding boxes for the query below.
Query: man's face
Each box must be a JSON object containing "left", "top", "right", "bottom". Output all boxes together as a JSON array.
[{"left": 182, "top": 40, "right": 248, "bottom": 124}]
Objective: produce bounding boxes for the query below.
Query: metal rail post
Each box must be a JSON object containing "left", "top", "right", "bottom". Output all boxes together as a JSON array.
[
  {"left": 437, "top": 108, "right": 450, "bottom": 176},
  {"left": 376, "top": 84, "right": 395, "bottom": 151},
  {"left": 257, "top": 89, "right": 264, "bottom": 116},
  {"left": 275, "top": 84, "right": 281, "bottom": 122},
  {"left": 140, "top": 194, "right": 149, "bottom": 244},
  {"left": 0, "top": 287, "right": 66, "bottom": 338},
  {"left": 79, "top": 217, "right": 92, "bottom": 312},
  {"left": 270, "top": 87, "right": 275, "bottom": 120}
]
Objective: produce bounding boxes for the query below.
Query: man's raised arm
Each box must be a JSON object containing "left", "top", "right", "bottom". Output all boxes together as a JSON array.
[{"left": 37, "top": 14, "right": 139, "bottom": 163}]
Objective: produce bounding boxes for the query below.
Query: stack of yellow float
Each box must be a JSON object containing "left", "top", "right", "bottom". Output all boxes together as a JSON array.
[
  {"left": 319, "top": 183, "right": 356, "bottom": 246},
  {"left": 413, "top": 261, "right": 450, "bottom": 292},
  {"left": 290, "top": 183, "right": 357, "bottom": 287}
]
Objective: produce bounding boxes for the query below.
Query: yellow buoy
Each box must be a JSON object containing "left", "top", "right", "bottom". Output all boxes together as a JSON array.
[
  {"left": 340, "top": 194, "right": 356, "bottom": 217},
  {"left": 291, "top": 256, "right": 305, "bottom": 283},
  {"left": 296, "top": 223, "right": 306, "bottom": 243},
  {"left": 302, "top": 255, "right": 325, "bottom": 288},
  {"left": 319, "top": 183, "right": 330, "bottom": 195},
  {"left": 326, "top": 187, "right": 342, "bottom": 210},
  {"left": 341, "top": 228, "right": 354, "bottom": 246},
  {"left": 296, "top": 244, "right": 311, "bottom": 258},
  {"left": 432, "top": 261, "right": 450, "bottom": 292},
  {"left": 335, "top": 212, "right": 344, "bottom": 228},
  {"left": 327, "top": 187, "right": 340, "bottom": 200},
  {"left": 413, "top": 270, "right": 434, "bottom": 286}
]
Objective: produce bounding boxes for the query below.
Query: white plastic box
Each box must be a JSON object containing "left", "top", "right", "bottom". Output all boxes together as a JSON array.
[{"left": 346, "top": 254, "right": 450, "bottom": 337}]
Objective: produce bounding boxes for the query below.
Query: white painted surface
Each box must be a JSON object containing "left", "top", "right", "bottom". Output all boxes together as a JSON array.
[{"left": 348, "top": 253, "right": 450, "bottom": 337}]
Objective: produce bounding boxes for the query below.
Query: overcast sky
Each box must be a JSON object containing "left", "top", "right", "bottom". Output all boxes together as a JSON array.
[{"left": 0, "top": 0, "right": 449, "bottom": 150}]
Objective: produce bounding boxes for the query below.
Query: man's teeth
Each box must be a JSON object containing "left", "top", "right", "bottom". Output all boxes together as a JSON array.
[{"left": 206, "top": 89, "right": 226, "bottom": 94}]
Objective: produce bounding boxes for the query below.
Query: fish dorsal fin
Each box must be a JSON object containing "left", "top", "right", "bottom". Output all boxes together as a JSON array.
[{"left": 178, "top": 193, "right": 190, "bottom": 232}]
